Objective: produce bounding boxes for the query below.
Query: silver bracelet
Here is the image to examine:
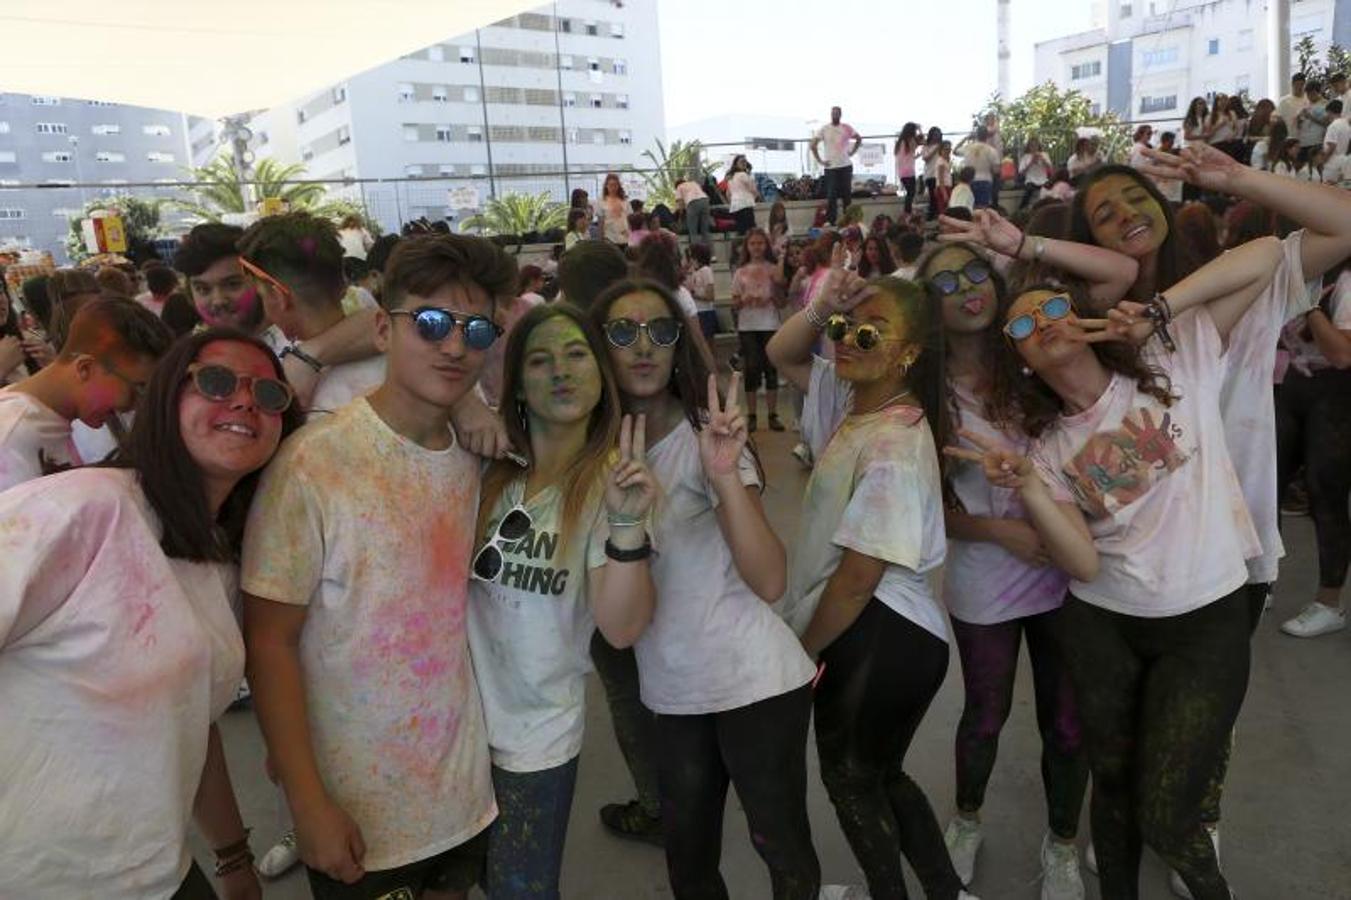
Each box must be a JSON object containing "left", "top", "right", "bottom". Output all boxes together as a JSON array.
[
  {"left": 805, "top": 301, "right": 830, "bottom": 329},
  {"left": 607, "top": 513, "right": 644, "bottom": 528}
]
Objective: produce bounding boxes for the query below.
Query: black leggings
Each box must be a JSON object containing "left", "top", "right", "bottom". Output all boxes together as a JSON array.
[
  {"left": 951, "top": 608, "right": 1088, "bottom": 839},
  {"left": 924, "top": 177, "right": 938, "bottom": 220},
  {"left": 1054, "top": 591, "right": 1252, "bottom": 900},
  {"left": 590, "top": 630, "right": 661, "bottom": 816},
  {"left": 737, "top": 330, "right": 779, "bottom": 393},
  {"left": 1275, "top": 369, "right": 1351, "bottom": 588},
  {"left": 901, "top": 176, "right": 917, "bottom": 214},
  {"left": 656, "top": 685, "right": 819, "bottom": 900},
  {"left": 815, "top": 599, "right": 963, "bottom": 900}
]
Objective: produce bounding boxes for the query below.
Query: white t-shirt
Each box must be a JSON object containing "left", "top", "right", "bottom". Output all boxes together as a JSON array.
[
  {"left": 1031, "top": 308, "right": 1261, "bottom": 617},
  {"left": 241, "top": 398, "right": 495, "bottom": 871},
  {"left": 308, "top": 355, "right": 387, "bottom": 421},
  {"left": 781, "top": 357, "right": 949, "bottom": 641},
  {"left": 0, "top": 468, "right": 243, "bottom": 899},
  {"left": 339, "top": 227, "right": 372, "bottom": 260},
  {"left": 731, "top": 262, "right": 782, "bottom": 332},
  {"left": 921, "top": 144, "right": 942, "bottom": 178},
  {"left": 637, "top": 420, "right": 814, "bottom": 713},
  {"left": 1221, "top": 233, "right": 1315, "bottom": 584},
  {"left": 816, "top": 122, "right": 860, "bottom": 169},
  {"left": 468, "top": 480, "right": 607, "bottom": 772},
  {"left": 962, "top": 142, "right": 999, "bottom": 182},
  {"left": 1282, "top": 271, "right": 1351, "bottom": 375},
  {"left": 1250, "top": 139, "right": 1269, "bottom": 171},
  {"left": 1277, "top": 93, "right": 1309, "bottom": 130},
  {"left": 1020, "top": 152, "right": 1051, "bottom": 186},
  {"left": 1324, "top": 117, "right": 1351, "bottom": 157},
  {"left": 945, "top": 382, "right": 1070, "bottom": 625},
  {"left": 949, "top": 183, "right": 975, "bottom": 211},
  {"left": 728, "top": 172, "right": 758, "bottom": 213},
  {"left": 675, "top": 285, "right": 700, "bottom": 321},
  {"left": 675, "top": 181, "right": 707, "bottom": 206},
  {"left": 0, "top": 388, "right": 77, "bottom": 490},
  {"left": 685, "top": 265, "right": 715, "bottom": 312},
  {"left": 1128, "top": 142, "right": 1152, "bottom": 170},
  {"left": 1296, "top": 103, "right": 1329, "bottom": 147}
]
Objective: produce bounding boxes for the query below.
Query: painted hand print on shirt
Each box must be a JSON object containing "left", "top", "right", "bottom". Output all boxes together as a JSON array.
[{"left": 1063, "top": 405, "right": 1191, "bottom": 518}]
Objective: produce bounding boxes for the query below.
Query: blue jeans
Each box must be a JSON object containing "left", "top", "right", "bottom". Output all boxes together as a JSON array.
[
  {"left": 685, "top": 198, "right": 712, "bottom": 246},
  {"left": 972, "top": 179, "right": 994, "bottom": 208},
  {"left": 485, "top": 758, "right": 580, "bottom": 899}
]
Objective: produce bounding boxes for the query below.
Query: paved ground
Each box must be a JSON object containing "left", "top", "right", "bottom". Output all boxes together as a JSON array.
[{"left": 203, "top": 427, "right": 1351, "bottom": 899}]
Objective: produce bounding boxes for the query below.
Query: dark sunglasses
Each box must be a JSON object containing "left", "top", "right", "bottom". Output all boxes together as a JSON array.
[
  {"left": 929, "top": 260, "right": 992, "bottom": 296},
  {"left": 390, "top": 306, "right": 501, "bottom": 351},
  {"left": 825, "top": 314, "right": 894, "bottom": 351},
  {"left": 472, "top": 505, "right": 533, "bottom": 582},
  {"left": 186, "top": 363, "right": 294, "bottom": 414},
  {"left": 1004, "top": 294, "right": 1072, "bottom": 341},
  {"left": 602, "top": 317, "right": 682, "bottom": 348}
]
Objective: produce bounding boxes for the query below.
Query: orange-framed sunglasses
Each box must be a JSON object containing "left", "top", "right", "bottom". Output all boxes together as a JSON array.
[{"left": 239, "top": 257, "right": 291, "bottom": 298}]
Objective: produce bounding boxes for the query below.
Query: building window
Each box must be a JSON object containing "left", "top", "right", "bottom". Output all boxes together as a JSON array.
[
  {"left": 439, "top": 164, "right": 455, "bottom": 176},
  {"left": 1119, "top": 2, "right": 1132, "bottom": 17},
  {"left": 1207, "top": 38, "right": 1219, "bottom": 55},
  {"left": 558, "top": 55, "right": 573, "bottom": 69},
  {"left": 94, "top": 151, "right": 125, "bottom": 162},
  {"left": 35, "top": 122, "right": 68, "bottom": 135},
  {"left": 436, "top": 125, "right": 453, "bottom": 142},
  {"left": 610, "top": 22, "right": 624, "bottom": 38},
  {"left": 585, "top": 21, "right": 598, "bottom": 36},
  {"left": 0, "top": 122, "right": 8, "bottom": 134},
  {"left": 617, "top": 94, "right": 629, "bottom": 109},
  {"left": 464, "top": 86, "right": 480, "bottom": 103},
  {"left": 142, "top": 124, "right": 171, "bottom": 136},
  {"left": 87, "top": 100, "right": 115, "bottom": 107},
  {"left": 1141, "top": 46, "right": 1178, "bottom": 68},
  {"left": 92, "top": 124, "right": 120, "bottom": 135},
  {"left": 471, "top": 164, "right": 487, "bottom": 176},
  {"left": 147, "top": 151, "right": 176, "bottom": 163},
  {"left": 0, "top": 209, "right": 26, "bottom": 219},
  {"left": 613, "top": 58, "right": 628, "bottom": 75},
  {"left": 433, "top": 85, "right": 449, "bottom": 102},
  {"left": 567, "top": 127, "right": 579, "bottom": 144},
  {"left": 618, "top": 131, "right": 632, "bottom": 145},
  {"left": 429, "top": 45, "right": 445, "bottom": 62},
  {"left": 0, "top": 151, "right": 15, "bottom": 163},
  {"left": 590, "top": 94, "right": 603, "bottom": 109},
  {"left": 403, "top": 125, "right": 419, "bottom": 142},
  {"left": 30, "top": 96, "right": 60, "bottom": 106},
  {"left": 405, "top": 164, "right": 423, "bottom": 177},
  {"left": 1071, "top": 60, "right": 1102, "bottom": 80},
  {"left": 301, "top": 147, "right": 314, "bottom": 162},
  {"left": 1237, "top": 29, "right": 1253, "bottom": 51},
  {"left": 467, "top": 125, "right": 483, "bottom": 143},
  {"left": 1236, "top": 74, "right": 1250, "bottom": 92},
  {"left": 337, "top": 125, "right": 351, "bottom": 145},
  {"left": 459, "top": 47, "right": 475, "bottom": 64},
  {"left": 1291, "top": 13, "right": 1323, "bottom": 39},
  {"left": 563, "top": 92, "right": 576, "bottom": 108},
  {"left": 42, "top": 151, "right": 73, "bottom": 163},
  {"left": 333, "top": 85, "right": 347, "bottom": 103},
  {"left": 398, "top": 82, "right": 415, "bottom": 102},
  {"left": 559, "top": 17, "right": 572, "bottom": 32},
  {"left": 1139, "top": 94, "right": 1177, "bottom": 114}
]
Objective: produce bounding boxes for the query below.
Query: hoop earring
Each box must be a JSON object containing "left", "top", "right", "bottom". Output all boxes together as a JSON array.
[{"left": 1021, "top": 365, "right": 1033, "bottom": 377}]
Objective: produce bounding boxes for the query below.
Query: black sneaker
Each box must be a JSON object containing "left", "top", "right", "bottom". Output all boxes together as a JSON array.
[
  {"left": 748, "top": 414, "right": 758, "bottom": 433},
  {"left": 599, "top": 800, "right": 664, "bottom": 847},
  {"left": 768, "top": 414, "right": 785, "bottom": 432}
]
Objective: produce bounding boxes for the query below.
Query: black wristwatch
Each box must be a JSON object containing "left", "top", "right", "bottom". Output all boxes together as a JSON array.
[
  {"left": 281, "top": 345, "right": 324, "bottom": 373},
  {"left": 605, "top": 535, "right": 652, "bottom": 562}
]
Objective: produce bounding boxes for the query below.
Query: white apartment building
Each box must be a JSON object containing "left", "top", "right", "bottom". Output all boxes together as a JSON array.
[
  {"left": 1035, "top": 0, "right": 1349, "bottom": 133},
  {"left": 193, "top": 0, "right": 664, "bottom": 234}
]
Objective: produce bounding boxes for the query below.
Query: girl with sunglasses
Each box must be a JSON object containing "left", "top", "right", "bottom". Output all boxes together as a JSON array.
[
  {"left": 953, "top": 233, "right": 1291, "bottom": 900},
  {"left": 769, "top": 272, "right": 978, "bottom": 900},
  {"left": 0, "top": 328, "right": 302, "bottom": 900},
  {"left": 590, "top": 278, "right": 821, "bottom": 899},
  {"left": 731, "top": 227, "right": 788, "bottom": 432},
  {"left": 468, "top": 302, "right": 656, "bottom": 899},
  {"left": 916, "top": 238, "right": 1131, "bottom": 897}
]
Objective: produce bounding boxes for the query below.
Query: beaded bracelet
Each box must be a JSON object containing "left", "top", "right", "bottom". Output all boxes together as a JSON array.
[
  {"left": 213, "top": 850, "right": 255, "bottom": 878},
  {"left": 805, "top": 300, "right": 830, "bottom": 329}
]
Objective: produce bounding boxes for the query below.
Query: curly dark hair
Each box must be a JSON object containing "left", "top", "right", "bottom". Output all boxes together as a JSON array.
[{"left": 983, "top": 280, "right": 1176, "bottom": 438}]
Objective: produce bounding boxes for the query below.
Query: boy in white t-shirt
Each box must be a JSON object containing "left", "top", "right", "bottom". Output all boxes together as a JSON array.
[
  {"left": 242, "top": 234, "right": 519, "bottom": 899},
  {"left": 0, "top": 297, "right": 170, "bottom": 491}
]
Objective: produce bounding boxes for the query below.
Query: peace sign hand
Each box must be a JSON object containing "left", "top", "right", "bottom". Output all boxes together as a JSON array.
[
  {"left": 942, "top": 428, "right": 1038, "bottom": 491},
  {"left": 1136, "top": 144, "right": 1244, "bottom": 194},
  {"left": 815, "top": 267, "right": 875, "bottom": 315},
  {"left": 938, "top": 208, "right": 1024, "bottom": 258},
  {"left": 698, "top": 372, "right": 749, "bottom": 482},
  {"left": 605, "top": 414, "right": 658, "bottom": 521}
]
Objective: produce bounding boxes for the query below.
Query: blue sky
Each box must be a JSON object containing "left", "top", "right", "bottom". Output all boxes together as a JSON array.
[{"left": 657, "top": 0, "right": 1097, "bottom": 131}]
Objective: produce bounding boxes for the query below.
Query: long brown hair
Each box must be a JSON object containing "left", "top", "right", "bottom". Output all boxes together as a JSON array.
[
  {"left": 478, "top": 303, "right": 623, "bottom": 549},
  {"left": 984, "top": 281, "right": 1176, "bottom": 438},
  {"left": 108, "top": 328, "right": 304, "bottom": 562},
  {"left": 737, "top": 227, "right": 778, "bottom": 266}
]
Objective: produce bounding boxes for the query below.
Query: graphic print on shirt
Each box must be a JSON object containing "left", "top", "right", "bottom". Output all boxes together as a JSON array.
[
  {"left": 492, "top": 524, "right": 573, "bottom": 596},
  {"left": 1062, "top": 404, "right": 1191, "bottom": 518}
]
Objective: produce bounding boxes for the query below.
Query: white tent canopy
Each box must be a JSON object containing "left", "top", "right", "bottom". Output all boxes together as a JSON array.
[{"left": 0, "top": 0, "right": 540, "bottom": 119}]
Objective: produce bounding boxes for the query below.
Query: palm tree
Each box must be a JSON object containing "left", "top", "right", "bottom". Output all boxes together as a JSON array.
[
  {"left": 458, "top": 191, "right": 568, "bottom": 239},
  {"left": 170, "top": 155, "right": 331, "bottom": 221},
  {"left": 640, "top": 139, "right": 717, "bottom": 208}
]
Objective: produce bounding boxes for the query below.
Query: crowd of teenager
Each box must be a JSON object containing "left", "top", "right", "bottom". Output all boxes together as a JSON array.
[{"left": 2, "top": 78, "right": 1350, "bottom": 900}]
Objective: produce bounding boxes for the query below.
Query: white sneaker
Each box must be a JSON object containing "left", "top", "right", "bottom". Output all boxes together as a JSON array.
[
  {"left": 791, "top": 441, "right": 814, "bottom": 469},
  {"left": 1084, "top": 840, "right": 1097, "bottom": 876},
  {"left": 1040, "top": 833, "right": 1085, "bottom": 900},
  {"left": 944, "top": 816, "right": 983, "bottom": 886},
  {"left": 1280, "top": 603, "right": 1346, "bottom": 638},
  {"left": 257, "top": 829, "right": 299, "bottom": 879},
  {"left": 1168, "top": 824, "right": 1220, "bottom": 899},
  {"left": 818, "top": 886, "right": 869, "bottom": 900}
]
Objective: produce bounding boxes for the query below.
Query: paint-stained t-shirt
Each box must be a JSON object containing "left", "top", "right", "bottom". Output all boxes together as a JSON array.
[
  {"left": 0, "top": 468, "right": 243, "bottom": 898},
  {"left": 0, "top": 388, "right": 77, "bottom": 490},
  {"left": 468, "top": 479, "right": 607, "bottom": 772},
  {"left": 241, "top": 398, "right": 495, "bottom": 871}
]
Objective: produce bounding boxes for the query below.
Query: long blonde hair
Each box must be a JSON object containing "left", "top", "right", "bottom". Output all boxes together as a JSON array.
[{"left": 477, "top": 303, "right": 623, "bottom": 552}]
